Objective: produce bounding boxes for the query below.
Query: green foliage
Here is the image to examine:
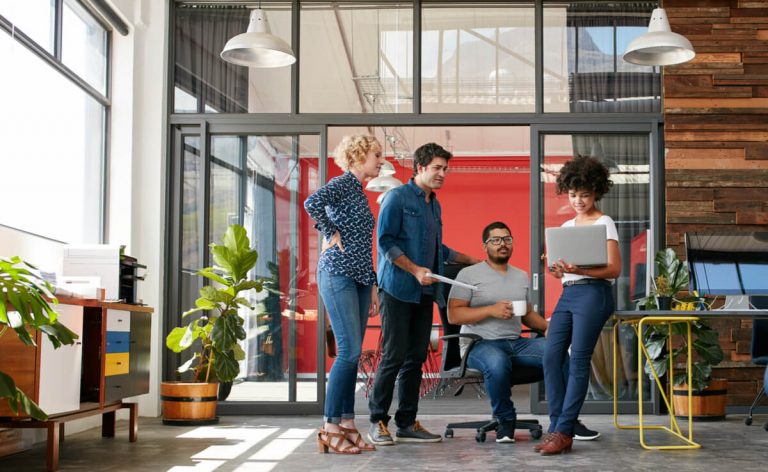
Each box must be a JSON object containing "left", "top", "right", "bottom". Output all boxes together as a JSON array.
[
  {"left": 0, "top": 256, "right": 78, "bottom": 420},
  {"left": 654, "top": 248, "right": 689, "bottom": 297},
  {"left": 635, "top": 248, "right": 722, "bottom": 391},
  {"left": 165, "top": 225, "right": 264, "bottom": 383},
  {"left": 642, "top": 319, "right": 724, "bottom": 392}
]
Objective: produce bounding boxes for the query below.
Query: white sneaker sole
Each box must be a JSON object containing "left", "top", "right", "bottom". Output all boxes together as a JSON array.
[
  {"left": 393, "top": 436, "right": 442, "bottom": 443},
  {"left": 496, "top": 436, "right": 515, "bottom": 443},
  {"left": 574, "top": 432, "right": 601, "bottom": 441},
  {"left": 367, "top": 434, "right": 395, "bottom": 446}
]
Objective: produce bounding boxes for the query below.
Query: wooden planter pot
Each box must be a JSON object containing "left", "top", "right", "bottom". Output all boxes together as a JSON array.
[
  {"left": 161, "top": 381, "right": 219, "bottom": 426},
  {"left": 672, "top": 379, "right": 727, "bottom": 421}
]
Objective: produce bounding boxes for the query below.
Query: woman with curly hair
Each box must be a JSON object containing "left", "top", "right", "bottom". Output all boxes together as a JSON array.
[
  {"left": 304, "top": 135, "right": 384, "bottom": 454},
  {"left": 536, "top": 155, "right": 622, "bottom": 455}
]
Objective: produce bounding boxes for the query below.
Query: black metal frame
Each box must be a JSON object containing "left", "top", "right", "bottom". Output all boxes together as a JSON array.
[{"left": 164, "top": 0, "right": 664, "bottom": 416}]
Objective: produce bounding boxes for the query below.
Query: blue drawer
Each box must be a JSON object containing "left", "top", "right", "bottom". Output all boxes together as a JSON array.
[{"left": 105, "top": 331, "right": 130, "bottom": 353}]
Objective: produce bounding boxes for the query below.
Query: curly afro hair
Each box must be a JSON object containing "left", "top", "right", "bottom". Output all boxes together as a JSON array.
[{"left": 555, "top": 155, "right": 613, "bottom": 201}]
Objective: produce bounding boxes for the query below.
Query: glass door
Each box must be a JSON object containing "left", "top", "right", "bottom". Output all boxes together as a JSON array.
[
  {"left": 529, "top": 123, "right": 661, "bottom": 415},
  {"left": 167, "top": 124, "right": 326, "bottom": 415}
]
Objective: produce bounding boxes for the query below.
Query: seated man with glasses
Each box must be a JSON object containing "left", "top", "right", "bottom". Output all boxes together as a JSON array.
[{"left": 447, "top": 221, "right": 600, "bottom": 443}]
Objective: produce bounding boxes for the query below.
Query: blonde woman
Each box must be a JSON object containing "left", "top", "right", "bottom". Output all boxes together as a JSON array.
[{"left": 304, "top": 135, "right": 384, "bottom": 454}]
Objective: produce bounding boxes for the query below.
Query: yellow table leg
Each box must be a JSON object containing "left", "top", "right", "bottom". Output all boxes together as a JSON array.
[{"left": 613, "top": 316, "right": 701, "bottom": 450}]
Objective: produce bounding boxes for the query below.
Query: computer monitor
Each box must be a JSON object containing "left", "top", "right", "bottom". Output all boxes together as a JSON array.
[{"left": 685, "top": 232, "right": 768, "bottom": 309}]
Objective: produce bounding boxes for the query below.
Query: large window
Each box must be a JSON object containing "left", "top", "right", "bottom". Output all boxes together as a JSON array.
[{"left": 0, "top": 4, "right": 108, "bottom": 243}]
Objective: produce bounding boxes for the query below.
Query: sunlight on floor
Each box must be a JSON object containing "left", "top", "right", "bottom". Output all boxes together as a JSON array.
[{"left": 167, "top": 426, "right": 314, "bottom": 471}]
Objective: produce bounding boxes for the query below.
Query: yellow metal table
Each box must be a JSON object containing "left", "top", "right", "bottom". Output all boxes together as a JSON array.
[{"left": 613, "top": 314, "right": 701, "bottom": 450}]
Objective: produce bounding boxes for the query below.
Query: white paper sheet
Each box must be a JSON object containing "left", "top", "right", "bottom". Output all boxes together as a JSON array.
[{"left": 426, "top": 272, "right": 478, "bottom": 291}]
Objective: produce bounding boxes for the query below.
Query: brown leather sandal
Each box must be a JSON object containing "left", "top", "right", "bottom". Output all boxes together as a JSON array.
[
  {"left": 339, "top": 426, "right": 376, "bottom": 451},
  {"left": 317, "top": 429, "right": 361, "bottom": 454}
]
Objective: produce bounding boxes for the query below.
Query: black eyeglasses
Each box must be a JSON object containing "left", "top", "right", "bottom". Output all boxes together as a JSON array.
[{"left": 485, "top": 236, "right": 514, "bottom": 246}]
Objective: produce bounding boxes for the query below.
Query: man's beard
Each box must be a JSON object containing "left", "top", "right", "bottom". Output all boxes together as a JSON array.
[{"left": 488, "top": 252, "right": 511, "bottom": 264}]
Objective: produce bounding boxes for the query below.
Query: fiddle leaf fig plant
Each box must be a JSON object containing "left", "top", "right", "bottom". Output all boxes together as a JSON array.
[
  {"left": 166, "top": 224, "right": 264, "bottom": 383},
  {"left": 1, "top": 256, "right": 78, "bottom": 420}
]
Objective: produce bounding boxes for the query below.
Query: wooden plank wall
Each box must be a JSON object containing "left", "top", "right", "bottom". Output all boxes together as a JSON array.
[{"left": 664, "top": 0, "right": 768, "bottom": 404}]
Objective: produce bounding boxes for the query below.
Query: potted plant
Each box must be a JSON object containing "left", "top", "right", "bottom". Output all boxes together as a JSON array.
[
  {"left": 0, "top": 256, "right": 78, "bottom": 420},
  {"left": 163, "top": 224, "right": 265, "bottom": 425},
  {"left": 639, "top": 248, "right": 727, "bottom": 419}
]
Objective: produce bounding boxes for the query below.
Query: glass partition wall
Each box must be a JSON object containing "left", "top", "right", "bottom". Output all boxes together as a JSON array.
[{"left": 167, "top": 0, "right": 663, "bottom": 415}]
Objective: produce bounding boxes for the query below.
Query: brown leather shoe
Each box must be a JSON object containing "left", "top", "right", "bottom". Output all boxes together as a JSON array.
[
  {"left": 533, "top": 432, "right": 556, "bottom": 452},
  {"left": 538, "top": 432, "right": 573, "bottom": 455}
]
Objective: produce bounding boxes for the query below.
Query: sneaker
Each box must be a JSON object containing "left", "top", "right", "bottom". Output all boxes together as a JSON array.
[
  {"left": 573, "top": 420, "right": 600, "bottom": 441},
  {"left": 394, "top": 420, "right": 442, "bottom": 443},
  {"left": 495, "top": 420, "right": 516, "bottom": 443},
  {"left": 368, "top": 421, "right": 395, "bottom": 446}
]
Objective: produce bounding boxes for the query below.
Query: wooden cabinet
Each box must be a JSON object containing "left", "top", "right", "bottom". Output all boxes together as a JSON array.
[{"left": 0, "top": 299, "right": 153, "bottom": 416}]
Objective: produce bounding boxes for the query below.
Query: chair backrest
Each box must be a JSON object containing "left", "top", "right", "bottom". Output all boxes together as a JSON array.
[
  {"left": 438, "top": 260, "right": 544, "bottom": 386},
  {"left": 751, "top": 318, "right": 768, "bottom": 361}
]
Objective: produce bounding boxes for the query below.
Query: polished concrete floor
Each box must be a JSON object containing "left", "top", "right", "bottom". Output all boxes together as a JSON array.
[{"left": 2, "top": 410, "right": 768, "bottom": 472}]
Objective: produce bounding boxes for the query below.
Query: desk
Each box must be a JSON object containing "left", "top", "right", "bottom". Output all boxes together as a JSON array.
[{"left": 613, "top": 310, "right": 768, "bottom": 450}]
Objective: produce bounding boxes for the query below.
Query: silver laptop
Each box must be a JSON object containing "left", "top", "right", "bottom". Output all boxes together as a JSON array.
[{"left": 545, "top": 225, "right": 608, "bottom": 268}]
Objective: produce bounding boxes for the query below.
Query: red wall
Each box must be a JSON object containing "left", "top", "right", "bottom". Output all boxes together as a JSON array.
[{"left": 313, "top": 156, "right": 532, "bottom": 373}]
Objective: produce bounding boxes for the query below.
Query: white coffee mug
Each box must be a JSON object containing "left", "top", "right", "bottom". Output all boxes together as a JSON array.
[{"left": 512, "top": 300, "right": 527, "bottom": 317}]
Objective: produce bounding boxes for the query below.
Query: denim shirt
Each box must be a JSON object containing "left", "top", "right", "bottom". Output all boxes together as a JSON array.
[
  {"left": 377, "top": 179, "right": 457, "bottom": 307},
  {"left": 304, "top": 171, "right": 376, "bottom": 286}
]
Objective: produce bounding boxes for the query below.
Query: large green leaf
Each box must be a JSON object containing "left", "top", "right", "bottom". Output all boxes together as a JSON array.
[
  {"left": 0, "top": 371, "right": 47, "bottom": 420},
  {"left": 197, "top": 267, "right": 229, "bottom": 286},
  {"left": 223, "top": 224, "right": 250, "bottom": 256},
  {"left": 213, "top": 350, "right": 239, "bottom": 382},
  {"left": 644, "top": 334, "right": 667, "bottom": 360},
  {"left": 166, "top": 325, "right": 195, "bottom": 352},
  {"left": 211, "top": 314, "right": 238, "bottom": 351},
  {"left": 693, "top": 339, "right": 724, "bottom": 365},
  {"left": 211, "top": 246, "right": 235, "bottom": 276}
]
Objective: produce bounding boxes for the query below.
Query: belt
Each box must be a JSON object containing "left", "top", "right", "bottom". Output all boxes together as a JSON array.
[{"left": 563, "top": 278, "right": 611, "bottom": 287}]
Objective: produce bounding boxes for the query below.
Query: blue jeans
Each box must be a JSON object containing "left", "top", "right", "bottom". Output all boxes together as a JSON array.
[
  {"left": 543, "top": 283, "right": 614, "bottom": 435},
  {"left": 318, "top": 269, "right": 372, "bottom": 424},
  {"left": 467, "top": 337, "right": 546, "bottom": 423}
]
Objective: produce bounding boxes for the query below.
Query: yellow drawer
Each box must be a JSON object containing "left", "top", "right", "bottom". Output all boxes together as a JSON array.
[{"left": 105, "top": 353, "right": 130, "bottom": 376}]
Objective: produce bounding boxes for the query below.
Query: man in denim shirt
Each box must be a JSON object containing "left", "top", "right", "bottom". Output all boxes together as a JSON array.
[{"left": 368, "top": 143, "right": 479, "bottom": 445}]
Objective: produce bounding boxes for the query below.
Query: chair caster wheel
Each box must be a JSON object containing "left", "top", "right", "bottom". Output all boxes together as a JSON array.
[
  {"left": 531, "top": 429, "right": 543, "bottom": 439},
  {"left": 745, "top": 417, "right": 753, "bottom": 426},
  {"left": 475, "top": 432, "right": 486, "bottom": 442},
  {"left": 444, "top": 428, "right": 454, "bottom": 438}
]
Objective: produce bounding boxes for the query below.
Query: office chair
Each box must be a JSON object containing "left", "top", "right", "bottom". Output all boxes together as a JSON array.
[
  {"left": 439, "top": 332, "right": 544, "bottom": 442},
  {"left": 435, "top": 263, "right": 543, "bottom": 442},
  {"left": 744, "top": 318, "right": 768, "bottom": 429}
]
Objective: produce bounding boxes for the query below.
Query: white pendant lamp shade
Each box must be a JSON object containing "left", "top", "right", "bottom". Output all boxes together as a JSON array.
[
  {"left": 623, "top": 8, "right": 695, "bottom": 66},
  {"left": 221, "top": 8, "right": 296, "bottom": 68},
  {"left": 366, "top": 175, "right": 403, "bottom": 193},
  {"left": 379, "top": 160, "right": 396, "bottom": 176},
  {"left": 376, "top": 190, "right": 390, "bottom": 205}
]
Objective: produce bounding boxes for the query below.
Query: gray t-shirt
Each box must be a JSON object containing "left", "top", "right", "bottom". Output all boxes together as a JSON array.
[{"left": 448, "top": 262, "right": 530, "bottom": 356}]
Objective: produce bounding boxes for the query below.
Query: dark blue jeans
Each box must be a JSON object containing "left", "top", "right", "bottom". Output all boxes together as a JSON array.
[
  {"left": 467, "top": 337, "right": 546, "bottom": 423},
  {"left": 543, "top": 283, "right": 614, "bottom": 435},
  {"left": 368, "top": 290, "right": 433, "bottom": 428},
  {"left": 318, "top": 269, "right": 372, "bottom": 424}
]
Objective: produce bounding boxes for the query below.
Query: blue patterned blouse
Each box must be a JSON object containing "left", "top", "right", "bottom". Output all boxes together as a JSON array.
[{"left": 304, "top": 171, "right": 376, "bottom": 286}]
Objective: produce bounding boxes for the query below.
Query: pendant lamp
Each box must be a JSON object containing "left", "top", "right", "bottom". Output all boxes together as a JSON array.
[
  {"left": 623, "top": 8, "right": 695, "bottom": 66},
  {"left": 221, "top": 8, "right": 296, "bottom": 68}
]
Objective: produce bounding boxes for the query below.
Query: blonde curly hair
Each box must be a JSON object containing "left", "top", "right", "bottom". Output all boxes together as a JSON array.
[{"left": 333, "top": 135, "right": 382, "bottom": 171}]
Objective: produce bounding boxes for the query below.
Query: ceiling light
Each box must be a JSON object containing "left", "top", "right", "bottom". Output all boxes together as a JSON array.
[
  {"left": 221, "top": 8, "right": 296, "bottom": 68},
  {"left": 379, "top": 161, "right": 396, "bottom": 176},
  {"left": 623, "top": 8, "right": 695, "bottom": 66},
  {"left": 366, "top": 175, "right": 403, "bottom": 193}
]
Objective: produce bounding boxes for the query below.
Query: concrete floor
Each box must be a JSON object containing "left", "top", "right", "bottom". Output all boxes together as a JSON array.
[{"left": 2, "top": 412, "right": 768, "bottom": 472}]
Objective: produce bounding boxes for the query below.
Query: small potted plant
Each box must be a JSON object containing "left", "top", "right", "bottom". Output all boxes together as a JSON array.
[
  {"left": 0, "top": 256, "right": 78, "bottom": 420},
  {"left": 639, "top": 248, "right": 727, "bottom": 419},
  {"left": 162, "top": 224, "right": 265, "bottom": 425}
]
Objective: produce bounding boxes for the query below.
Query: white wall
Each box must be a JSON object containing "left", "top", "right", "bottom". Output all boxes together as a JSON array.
[{"left": 0, "top": 0, "right": 170, "bottom": 445}]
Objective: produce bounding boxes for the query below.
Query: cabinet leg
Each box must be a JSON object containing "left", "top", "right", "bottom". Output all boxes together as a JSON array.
[
  {"left": 128, "top": 403, "right": 138, "bottom": 442},
  {"left": 59, "top": 422, "right": 65, "bottom": 443},
  {"left": 47, "top": 422, "right": 60, "bottom": 472},
  {"left": 102, "top": 411, "right": 116, "bottom": 438}
]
